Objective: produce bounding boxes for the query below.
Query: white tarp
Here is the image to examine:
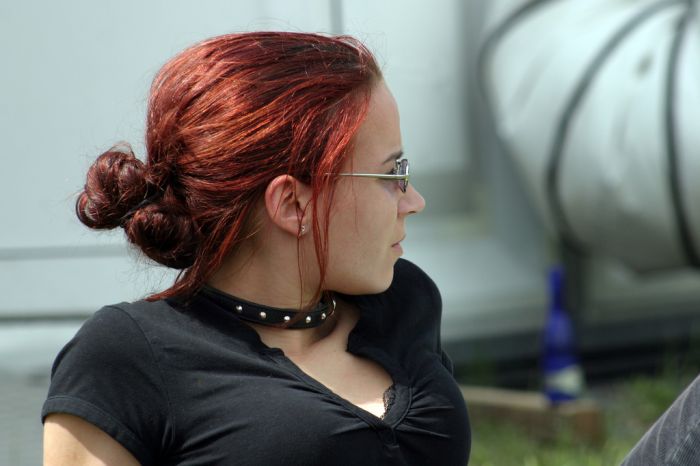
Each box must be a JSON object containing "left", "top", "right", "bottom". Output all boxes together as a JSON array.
[{"left": 480, "top": 0, "right": 700, "bottom": 270}]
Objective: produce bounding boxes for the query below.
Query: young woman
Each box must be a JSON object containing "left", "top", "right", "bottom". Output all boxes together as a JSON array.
[{"left": 42, "top": 32, "right": 470, "bottom": 465}]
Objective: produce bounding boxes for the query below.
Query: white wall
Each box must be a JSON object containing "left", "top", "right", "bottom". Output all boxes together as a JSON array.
[
  {"left": 1, "top": 0, "right": 475, "bottom": 316},
  {"left": 1, "top": 0, "right": 334, "bottom": 315},
  {"left": 342, "top": 0, "right": 471, "bottom": 174}
]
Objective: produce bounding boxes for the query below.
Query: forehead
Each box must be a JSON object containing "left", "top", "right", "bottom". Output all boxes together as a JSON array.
[{"left": 345, "top": 81, "right": 402, "bottom": 170}]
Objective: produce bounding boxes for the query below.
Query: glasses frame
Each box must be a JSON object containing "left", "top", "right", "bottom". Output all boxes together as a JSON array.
[{"left": 333, "top": 158, "right": 410, "bottom": 193}]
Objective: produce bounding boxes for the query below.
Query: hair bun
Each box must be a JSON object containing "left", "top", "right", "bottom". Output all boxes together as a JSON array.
[
  {"left": 76, "top": 144, "right": 148, "bottom": 229},
  {"left": 76, "top": 144, "right": 200, "bottom": 269},
  {"left": 124, "top": 201, "right": 199, "bottom": 269}
]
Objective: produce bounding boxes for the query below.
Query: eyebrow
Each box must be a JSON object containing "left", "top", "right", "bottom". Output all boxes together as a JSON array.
[{"left": 383, "top": 150, "right": 404, "bottom": 165}]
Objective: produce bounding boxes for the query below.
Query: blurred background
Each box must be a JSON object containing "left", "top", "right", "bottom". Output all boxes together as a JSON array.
[{"left": 3, "top": 0, "right": 700, "bottom": 464}]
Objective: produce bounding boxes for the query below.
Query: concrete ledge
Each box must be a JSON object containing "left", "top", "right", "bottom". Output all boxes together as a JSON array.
[{"left": 460, "top": 385, "right": 605, "bottom": 446}]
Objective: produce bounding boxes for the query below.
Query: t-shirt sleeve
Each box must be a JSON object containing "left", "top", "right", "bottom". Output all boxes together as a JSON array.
[{"left": 42, "top": 305, "right": 172, "bottom": 466}]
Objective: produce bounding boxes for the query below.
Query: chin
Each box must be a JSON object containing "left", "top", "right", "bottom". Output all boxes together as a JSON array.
[
  {"left": 330, "top": 268, "right": 395, "bottom": 296},
  {"left": 360, "top": 268, "right": 395, "bottom": 295}
]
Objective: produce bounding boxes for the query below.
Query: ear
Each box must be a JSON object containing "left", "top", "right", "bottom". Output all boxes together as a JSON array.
[{"left": 264, "top": 175, "right": 312, "bottom": 237}]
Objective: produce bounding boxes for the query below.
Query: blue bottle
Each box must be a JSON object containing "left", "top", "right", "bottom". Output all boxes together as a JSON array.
[{"left": 542, "top": 266, "right": 584, "bottom": 403}]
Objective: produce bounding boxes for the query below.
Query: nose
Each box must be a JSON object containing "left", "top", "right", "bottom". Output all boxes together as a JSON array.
[{"left": 399, "top": 183, "right": 426, "bottom": 216}]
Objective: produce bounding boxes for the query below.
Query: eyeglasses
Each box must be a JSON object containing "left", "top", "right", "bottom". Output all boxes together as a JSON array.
[{"left": 333, "top": 158, "right": 410, "bottom": 193}]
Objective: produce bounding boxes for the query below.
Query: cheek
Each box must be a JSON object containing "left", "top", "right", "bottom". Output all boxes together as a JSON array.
[
  {"left": 322, "top": 201, "right": 399, "bottom": 294},
  {"left": 326, "top": 183, "right": 399, "bottom": 254},
  {"left": 370, "top": 191, "right": 400, "bottom": 233}
]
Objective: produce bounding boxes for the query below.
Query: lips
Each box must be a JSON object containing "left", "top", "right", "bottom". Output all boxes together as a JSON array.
[{"left": 392, "top": 235, "right": 406, "bottom": 247}]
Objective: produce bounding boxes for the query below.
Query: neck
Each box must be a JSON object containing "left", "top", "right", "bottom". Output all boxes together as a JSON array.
[
  {"left": 207, "top": 233, "right": 332, "bottom": 352},
  {"left": 252, "top": 299, "right": 356, "bottom": 356},
  {"left": 209, "top": 249, "right": 319, "bottom": 309}
]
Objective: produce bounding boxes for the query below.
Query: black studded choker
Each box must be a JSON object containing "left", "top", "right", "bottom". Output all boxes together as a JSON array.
[{"left": 200, "top": 286, "right": 336, "bottom": 329}]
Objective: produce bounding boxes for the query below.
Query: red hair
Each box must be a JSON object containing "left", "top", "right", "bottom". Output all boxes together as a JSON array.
[{"left": 76, "top": 32, "right": 382, "bottom": 300}]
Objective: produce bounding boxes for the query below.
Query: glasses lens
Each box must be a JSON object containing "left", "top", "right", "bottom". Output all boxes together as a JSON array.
[{"left": 398, "top": 159, "right": 409, "bottom": 192}]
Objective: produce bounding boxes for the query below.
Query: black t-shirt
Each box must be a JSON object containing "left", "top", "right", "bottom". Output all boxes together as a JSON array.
[{"left": 42, "top": 258, "right": 470, "bottom": 465}]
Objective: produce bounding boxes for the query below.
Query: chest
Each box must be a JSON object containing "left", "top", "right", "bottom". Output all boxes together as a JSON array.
[
  {"left": 287, "top": 346, "right": 394, "bottom": 418},
  {"left": 161, "top": 346, "right": 469, "bottom": 466}
]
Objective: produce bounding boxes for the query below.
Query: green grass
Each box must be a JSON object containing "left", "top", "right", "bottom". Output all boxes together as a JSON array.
[{"left": 466, "top": 368, "right": 697, "bottom": 466}]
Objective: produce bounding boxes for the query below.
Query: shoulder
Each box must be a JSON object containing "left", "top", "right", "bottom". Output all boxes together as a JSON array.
[
  {"left": 59, "top": 304, "right": 150, "bottom": 358},
  {"left": 47, "top": 298, "right": 195, "bottom": 391},
  {"left": 391, "top": 258, "right": 441, "bottom": 303},
  {"left": 72, "top": 299, "right": 175, "bottom": 330},
  {"left": 43, "top": 301, "right": 175, "bottom": 465},
  {"left": 99, "top": 298, "right": 179, "bottom": 327},
  {"left": 45, "top": 301, "right": 172, "bottom": 401},
  {"left": 384, "top": 258, "right": 442, "bottom": 319},
  {"left": 55, "top": 300, "right": 174, "bottom": 359},
  {"left": 350, "top": 259, "right": 443, "bottom": 347}
]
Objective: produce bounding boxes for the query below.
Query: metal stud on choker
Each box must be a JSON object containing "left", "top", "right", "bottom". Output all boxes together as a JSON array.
[{"left": 200, "top": 286, "right": 336, "bottom": 329}]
